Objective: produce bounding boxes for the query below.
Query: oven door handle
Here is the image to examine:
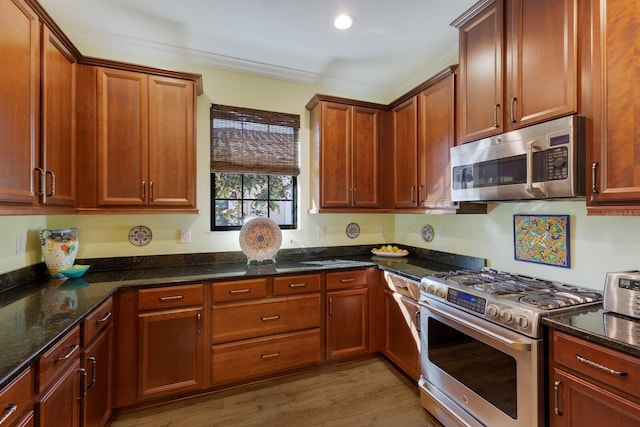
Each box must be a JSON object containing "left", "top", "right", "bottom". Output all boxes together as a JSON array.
[
  {"left": 526, "top": 139, "right": 546, "bottom": 198},
  {"left": 426, "top": 304, "right": 532, "bottom": 352}
]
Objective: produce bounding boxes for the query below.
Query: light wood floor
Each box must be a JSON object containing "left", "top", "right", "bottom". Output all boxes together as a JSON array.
[{"left": 108, "top": 356, "right": 443, "bottom": 427}]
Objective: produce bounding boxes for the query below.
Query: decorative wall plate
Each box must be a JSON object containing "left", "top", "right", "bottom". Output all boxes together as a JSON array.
[
  {"left": 239, "top": 217, "right": 282, "bottom": 262},
  {"left": 346, "top": 222, "right": 360, "bottom": 239},
  {"left": 421, "top": 224, "right": 434, "bottom": 242},
  {"left": 128, "top": 225, "right": 152, "bottom": 246}
]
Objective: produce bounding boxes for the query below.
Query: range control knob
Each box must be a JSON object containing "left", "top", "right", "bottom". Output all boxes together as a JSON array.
[
  {"left": 435, "top": 288, "right": 446, "bottom": 299},
  {"left": 516, "top": 315, "right": 530, "bottom": 329},
  {"left": 500, "top": 310, "right": 514, "bottom": 323},
  {"left": 487, "top": 304, "right": 500, "bottom": 318},
  {"left": 426, "top": 285, "right": 436, "bottom": 295}
]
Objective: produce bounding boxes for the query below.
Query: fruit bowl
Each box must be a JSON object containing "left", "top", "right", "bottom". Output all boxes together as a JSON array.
[
  {"left": 58, "top": 264, "right": 90, "bottom": 279},
  {"left": 371, "top": 246, "right": 409, "bottom": 257}
]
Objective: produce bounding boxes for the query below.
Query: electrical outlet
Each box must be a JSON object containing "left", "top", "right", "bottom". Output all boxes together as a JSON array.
[
  {"left": 317, "top": 226, "right": 326, "bottom": 239},
  {"left": 180, "top": 229, "right": 191, "bottom": 243},
  {"left": 412, "top": 227, "right": 417, "bottom": 235},
  {"left": 379, "top": 224, "right": 386, "bottom": 235},
  {"left": 436, "top": 228, "right": 444, "bottom": 241},
  {"left": 16, "top": 235, "right": 26, "bottom": 255}
]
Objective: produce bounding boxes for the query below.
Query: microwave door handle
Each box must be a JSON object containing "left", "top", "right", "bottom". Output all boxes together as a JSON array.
[{"left": 526, "top": 140, "right": 546, "bottom": 198}]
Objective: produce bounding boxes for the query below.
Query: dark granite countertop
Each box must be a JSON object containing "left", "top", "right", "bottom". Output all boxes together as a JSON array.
[
  {"left": 543, "top": 305, "right": 640, "bottom": 358},
  {"left": 0, "top": 248, "right": 476, "bottom": 389}
]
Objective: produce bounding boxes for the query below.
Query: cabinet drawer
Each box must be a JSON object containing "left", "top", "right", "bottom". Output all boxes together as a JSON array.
[
  {"left": 273, "top": 274, "right": 321, "bottom": 295},
  {"left": 138, "top": 284, "right": 203, "bottom": 311},
  {"left": 211, "top": 329, "right": 321, "bottom": 385},
  {"left": 212, "top": 278, "right": 268, "bottom": 303},
  {"left": 0, "top": 368, "right": 33, "bottom": 426},
  {"left": 553, "top": 331, "right": 640, "bottom": 399},
  {"left": 82, "top": 297, "right": 113, "bottom": 345},
  {"left": 38, "top": 326, "right": 81, "bottom": 392},
  {"left": 212, "top": 294, "right": 321, "bottom": 344},
  {"left": 326, "top": 269, "right": 368, "bottom": 290}
]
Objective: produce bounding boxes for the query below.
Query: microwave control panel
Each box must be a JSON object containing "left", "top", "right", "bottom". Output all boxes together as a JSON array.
[{"left": 546, "top": 146, "right": 569, "bottom": 180}]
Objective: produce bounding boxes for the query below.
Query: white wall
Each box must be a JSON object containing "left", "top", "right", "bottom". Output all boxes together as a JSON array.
[{"left": 2, "top": 46, "right": 639, "bottom": 291}]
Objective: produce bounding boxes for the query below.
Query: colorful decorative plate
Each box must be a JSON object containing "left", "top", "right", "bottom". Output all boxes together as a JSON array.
[{"left": 239, "top": 217, "right": 282, "bottom": 262}]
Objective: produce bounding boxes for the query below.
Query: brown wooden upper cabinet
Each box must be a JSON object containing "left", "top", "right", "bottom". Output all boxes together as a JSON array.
[
  {"left": 97, "top": 68, "right": 196, "bottom": 209},
  {"left": 453, "top": 0, "right": 577, "bottom": 144},
  {"left": 585, "top": 0, "right": 640, "bottom": 215},
  {"left": 391, "top": 73, "right": 457, "bottom": 209},
  {"left": 76, "top": 67, "right": 197, "bottom": 212},
  {"left": 0, "top": 0, "right": 77, "bottom": 213},
  {"left": 307, "top": 96, "right": 383, "bottom": 212}
]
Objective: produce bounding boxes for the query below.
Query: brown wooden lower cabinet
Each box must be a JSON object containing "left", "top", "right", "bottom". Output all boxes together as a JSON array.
[
  {"left": 211, "top": 329, "right": 321, "bottom": 385},
  {"left": 82, "top": 327, "right": 113, "bottom": 427},
  {"left": 383, "top": 289, "right": 420, "bottom": 380},
  {"left": 138, "top": 306, "right": 204, "bottom": 400},
  {"left": 549, "top": 330, "right": 640, "bottom": 426},
  {"left": 36, "top": 359, "right": 82, "bottom": 427},
  {"left": 0, "top": 368, "right": 34, "bottom": 427},
  {"left": 326, "top": 287, "right": 368, "bottom": 360}
]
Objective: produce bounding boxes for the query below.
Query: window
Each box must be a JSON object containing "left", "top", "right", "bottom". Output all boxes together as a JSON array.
[{"left": 210, "top": 104, "right": 299, "bottom": 230}]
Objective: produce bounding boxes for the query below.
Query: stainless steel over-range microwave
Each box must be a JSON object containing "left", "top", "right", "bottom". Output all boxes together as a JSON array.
[{"left": 450, "top": 115, "right": 586, "bottom": 202}]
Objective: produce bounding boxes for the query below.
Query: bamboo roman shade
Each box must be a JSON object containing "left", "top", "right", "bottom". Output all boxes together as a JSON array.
[{"left": 211, "top": 104, "right": 300, "bottom": 176}]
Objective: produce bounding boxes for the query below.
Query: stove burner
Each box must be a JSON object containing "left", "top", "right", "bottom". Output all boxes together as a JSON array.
[{"left": 433, "top": 268, "right": 603, "bottom": 310}]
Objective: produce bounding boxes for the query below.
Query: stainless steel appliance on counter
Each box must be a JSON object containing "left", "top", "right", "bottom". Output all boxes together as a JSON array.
[
  {"left": 602, "top": 270, "right": 640, "bottom": 346},
  {"left": 418, "top": 268, "right": 602, "bottom": 427},
  {"left": 450, "top": 115, "right": 586, "bottom": 202}
]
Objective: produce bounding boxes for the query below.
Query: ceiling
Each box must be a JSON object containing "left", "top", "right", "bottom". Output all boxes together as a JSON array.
[{"left": 39, "top": 0, "right": 477, "bottom": 101}]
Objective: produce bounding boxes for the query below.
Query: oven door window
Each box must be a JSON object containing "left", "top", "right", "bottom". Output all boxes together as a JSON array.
[{"left": 428, "top": 317, "right": 518, "bottom": 419}]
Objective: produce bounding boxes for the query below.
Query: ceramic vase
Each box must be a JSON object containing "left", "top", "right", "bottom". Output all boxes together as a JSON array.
[{"left": 40, "top": 228, "right": 80, "bottom": 278}]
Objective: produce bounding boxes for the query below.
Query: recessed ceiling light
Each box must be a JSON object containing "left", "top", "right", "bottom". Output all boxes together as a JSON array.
[{"left": 334, "top": 14, "right": 354, "bottom": 30}]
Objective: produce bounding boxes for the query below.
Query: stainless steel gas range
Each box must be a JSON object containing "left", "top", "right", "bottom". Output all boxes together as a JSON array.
[{"left": 418, "top": 268, "right": 602, "bottom": 427}]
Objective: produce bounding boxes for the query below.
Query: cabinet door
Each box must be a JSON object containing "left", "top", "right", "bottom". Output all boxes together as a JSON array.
[
  {"left": 37, "top": 360, "right": 81, "bottom": 427},
  {"left": 148, "top": 76, "right": 196, "bottom": 207},
  {"left": 326, "top": 288, "right": 368, "bottom": 360},
  {"left": 392, "top": 97, "right": 418, "bottom": 207},
  {"left": 418, "top": 74, "right": 455, "bottom": 208},
  {"left": 588, "top": 0, "right": 640, "bottom": 210},
  {"left": 138, "top": 307, "right": 204, "bottom": 400},
  {"left": 0, "top": 0, "right": 40, "bottom": 204},
  {"left": 351, "top": 106, "right": 379, "bottom": 208},
  {"left": 97, "top": 68, "right": 148, "bottom": 206},
  {"left": 550, "top": 369, "right": 640, "bottom": 427},
  {"left": 41, "top": 26, "right": 76, "bottom": 206},
  {"left": 457, "top": 0, "right": 503, "bottom": 143},
  {"left": 506, "top": 0, "right": 577, "bottom": 129},
  {"left": 320, "top": 102, "right": 351, "bottom": 208},
  {"left": 384, "top": 291, "right": 420, "bottom": 380},
  {"left": 82, "top": 328, "right": 113, "bottom": 427}
]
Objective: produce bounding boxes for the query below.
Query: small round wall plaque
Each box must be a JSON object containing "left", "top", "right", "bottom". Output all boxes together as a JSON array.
[
  {"left": 345, "top": 222, "right": 360, "bottom": 239},
  {"left": 128, "top": 225, "right": 152, "bottom": 246},
  {"left": 421, "top": 224, "right": 434, "bottom": 242}
]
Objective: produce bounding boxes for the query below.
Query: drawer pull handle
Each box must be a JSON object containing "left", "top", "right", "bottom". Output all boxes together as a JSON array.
[
  {"left": 159, "top": 295, "right": 184, "bottom": 302},
  {"left": 340, "top": 278, "right": 356, "bottom": 283},
  {"left": 553, "top": 380, "right": 562, "bottom": 416},
  {"left": 394, "top": 284, "right": 408, "bottom": 290},
  {"left": 575, "top": 353, "right": 628, "bottom": 376},
  {"left": 229, "top": 288, "right": 251, "bottom": 294},
  {"left": 96, "top": 311, "right": 112, "bottom": 324},
  {"left": 0, "top": 403, "right": 17, "bottom": 425},
  {"left": 260, "top": 352, "right": 280, "bottom": 360},
  {"left": 55, "top": 343, "right": 79, "bottom": 363},
  {"left": 261, "top": 315, "right": 281, "bottom": 321},
  {"left": 289, "top": 283, "right": 308, "bottom": 288},
  {"left": 79, "top": 368, "right": 87, "bottom": 400},
  {"left": 87, "top": 356, "right": 97, "bottom": 389}
]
